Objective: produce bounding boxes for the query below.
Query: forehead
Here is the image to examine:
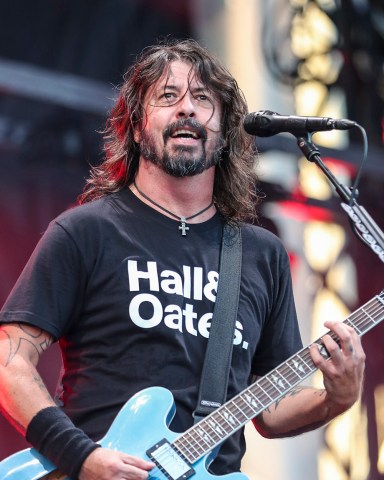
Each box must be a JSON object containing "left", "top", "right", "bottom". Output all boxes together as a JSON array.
[
  {"left": 146, "top": 60, "right": 217, "bottom": 98},
  {"left": 158, "top": 60, "right": 201, "bottom": 86}
]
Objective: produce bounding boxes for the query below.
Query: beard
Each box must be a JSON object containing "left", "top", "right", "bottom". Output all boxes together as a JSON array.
[{"left": 139, "top": 120, "right": 224, "bottom": 177}]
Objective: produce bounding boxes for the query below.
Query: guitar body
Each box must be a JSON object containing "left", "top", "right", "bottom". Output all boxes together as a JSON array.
[{"left": 0, "top": 387, "right": 248, "bottom": 480}]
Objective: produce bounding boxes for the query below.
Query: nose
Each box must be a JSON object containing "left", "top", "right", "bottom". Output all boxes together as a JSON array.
[{"left": 176, "top": 92, "right": 196, "bottom": 118}]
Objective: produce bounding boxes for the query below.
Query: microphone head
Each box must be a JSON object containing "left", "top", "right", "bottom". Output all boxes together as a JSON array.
[
  {"left": 243, "top": 111, "right": 280, "bottom": 137},
  {"left": 243, "top": 110, "right": 356, "bottom": 137}
]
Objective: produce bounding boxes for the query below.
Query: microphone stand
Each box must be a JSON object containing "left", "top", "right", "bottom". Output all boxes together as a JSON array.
[{"left": 296, "top": 135, "right": 384, "bottom": 264}]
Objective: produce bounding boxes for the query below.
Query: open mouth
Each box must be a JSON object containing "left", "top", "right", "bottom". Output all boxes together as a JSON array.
[
  {"left": 164, "top": 120, "right": 207, "bottom": 143},
  {"left": 170, "top": 128, "right": 201, "bottom": 140}
]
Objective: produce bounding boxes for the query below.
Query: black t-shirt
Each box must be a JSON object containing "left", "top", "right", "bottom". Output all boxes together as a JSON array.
[{"left": 0, "top": 189, "right": 302, "bottom": 474}]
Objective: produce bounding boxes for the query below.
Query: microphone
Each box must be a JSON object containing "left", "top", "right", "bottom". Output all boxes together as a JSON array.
[{"left": 243, "top": 110, "right": 357, "bottom": 137}]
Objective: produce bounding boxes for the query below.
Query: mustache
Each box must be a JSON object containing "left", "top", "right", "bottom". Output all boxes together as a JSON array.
[{"left": 163, "top": 118, "right": 208, "bottom": 142}]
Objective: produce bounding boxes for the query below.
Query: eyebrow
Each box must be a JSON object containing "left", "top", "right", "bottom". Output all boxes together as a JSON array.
[{"left": 158, "top": 84, "right": 210, "bottom": 94}]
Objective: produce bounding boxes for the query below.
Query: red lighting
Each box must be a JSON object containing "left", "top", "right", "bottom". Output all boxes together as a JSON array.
[{"left": 277, "top": 200, "right": 333, "bottom": 223}]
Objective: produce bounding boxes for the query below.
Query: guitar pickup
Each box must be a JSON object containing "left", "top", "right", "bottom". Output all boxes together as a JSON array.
[{"left": 147, "top": 439, "right": 195, "bottom": 480}]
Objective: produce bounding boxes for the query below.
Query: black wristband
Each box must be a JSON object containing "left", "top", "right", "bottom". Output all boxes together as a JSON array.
[{"left": 26, "top": 406, "right": 100, "bottom": 479}]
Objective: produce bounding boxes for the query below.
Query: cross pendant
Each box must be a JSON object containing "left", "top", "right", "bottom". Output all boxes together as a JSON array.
[{"left": 179, "top": 217, "right": 189, "bottom": 236}]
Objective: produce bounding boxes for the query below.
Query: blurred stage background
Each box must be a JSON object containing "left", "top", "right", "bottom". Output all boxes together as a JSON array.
[{"left": 0, "top": 1, "right": 383, "bottom": 479}]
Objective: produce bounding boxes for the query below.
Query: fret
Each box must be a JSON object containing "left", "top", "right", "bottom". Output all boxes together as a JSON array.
[
  {"left": 349, "top": 313, "right": 364, "bottom": 334},
  {"left": 361, "top": 307, "right": 379, "bottom": 329},
  {"left": 282, "top": 365, "right": 300, "bottom": 386},
  {"left": 286, "top": 353, "right": 313, "bottom": 379},
  {"left": 250, "top": 382, "right": 272, "bottom": 405},
  {"left": 270, "top": 370, "right": 292, "bottom": 395},
  {"left": 173, "top": 435, "right": 195, "bottom": 457},
  {"left": 303, "top": 352, "right": 316, "bottom": 369},
  {"left": 286, "top": 356, "right": 307, "bottom": 379},
  {"left": 263, "top": 376, "right": 284, "bottom": 397},
  {"left": 270, "top": 370, "right": 291, "bottom": 391},
  {"left": 194, "top": 424, "right": 217, "bottom": 449},
  {"left": 227, "top": 400, "right": 249, "bottom": 424},
  {"left": 176, "top": 432, "right": 204, "bottom": 459},
  {"left": 170, "top": 291, "right": 384, "bottom": 466},
  {"left": 173, "top": 445, "right": 197, "bottom": 465},
  {"left": 221, "top": 405, "right": 242, "bottom": 428},
  {"left": 250, "top": 390, "right": 270, "bottom": 406},
  {"left": 344, "top": 317, "right": 356, "bottom": 330},
  {"left": 225, "top": 400, "right": 243, "bottom": 418},
  {"left": 215, "top": 409, "right": 235, "bottom": 433},
  {"left": 184, "top": 435, "right": 206, "bottom": 458},
  {"left": 256, "top": 380, "right": 275, "bottom": 403},
  {"left": 243, "top": 389, "right": 263, "bottom": 412},
  {"left": 204, "top": 417, "right": 226, "bottom": 441},
  {"left": 349, "top": 296, "right": 383, "bottom": 334},
  {"left": 210, "top": 414, "right": 229, "bottom": 435},
  {"left": 285, "top": 360, "right": 305, "bottom": 382},
  {"left": 300, "top": 352, "right": 313, "bottom": 370},
  {"left": 234, "top": 395, "right": 258, "bottom": 419}
]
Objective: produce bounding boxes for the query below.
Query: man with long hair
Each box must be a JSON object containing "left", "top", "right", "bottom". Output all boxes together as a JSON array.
[{"left": 0, "top": 39, "right": 364, "bottom": 480}]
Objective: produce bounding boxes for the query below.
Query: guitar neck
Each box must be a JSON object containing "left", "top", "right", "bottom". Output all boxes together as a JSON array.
[{"left": 173, "top": 291, "right": 384, "bottom": 464}]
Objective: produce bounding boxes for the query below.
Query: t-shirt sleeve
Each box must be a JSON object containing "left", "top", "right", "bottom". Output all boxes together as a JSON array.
[
  {"left": 0, "top": 220, "right": 86, "bottom": 339},
  {"left": 251, "top": 247, "right": 303, "bottom": 377}
]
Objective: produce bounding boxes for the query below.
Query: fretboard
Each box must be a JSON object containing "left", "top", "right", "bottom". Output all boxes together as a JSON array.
[{"left": 173, "top": 291, "right": 384, "bottom": 464}]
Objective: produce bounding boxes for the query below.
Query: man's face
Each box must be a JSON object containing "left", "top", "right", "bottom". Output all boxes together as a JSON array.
[{"left": 134, "top": 60, "right": 224, "bottom": 177}]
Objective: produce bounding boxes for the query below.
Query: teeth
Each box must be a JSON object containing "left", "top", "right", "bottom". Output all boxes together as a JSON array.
[{"left": 172, "top": 129, "right": 199, "bottom": 139}]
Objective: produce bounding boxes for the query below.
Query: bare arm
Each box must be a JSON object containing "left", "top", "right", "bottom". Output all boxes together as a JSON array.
[
  {"left": 0, "top": 323, "right": 56, "bottom": 432},
  {"left": 0, "top": 323, "right": 154, "bottom": 480},
  {"left": 252, "top": 320, "right": 366, "bottom": 438}
]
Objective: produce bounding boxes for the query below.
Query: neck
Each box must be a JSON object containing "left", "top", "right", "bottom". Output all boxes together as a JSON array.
[{"left": 133, "top": 160, "right": 216, "bottom": 223}]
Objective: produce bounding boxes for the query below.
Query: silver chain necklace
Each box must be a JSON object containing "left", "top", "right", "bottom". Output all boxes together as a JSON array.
[{"left": 133, "top": 182, "right": 214, "bottom": 236}]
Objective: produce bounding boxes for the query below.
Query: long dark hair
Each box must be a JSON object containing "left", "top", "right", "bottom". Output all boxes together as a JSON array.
[{"left": 79, "top": 38, "right": 260, "bottom": 222}]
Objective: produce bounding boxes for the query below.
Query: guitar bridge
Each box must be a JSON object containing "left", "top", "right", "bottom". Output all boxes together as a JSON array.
[{"left": 147, "top": 439, "right": 195, "bottom": 480}]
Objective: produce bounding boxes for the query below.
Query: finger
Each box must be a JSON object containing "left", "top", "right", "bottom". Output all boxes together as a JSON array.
[
  {"left": 310, "top": 333, "right": 347, "bottom": 371},
  {"left": 121, "top": 454, "right": 155, "bottom": 470},
  {"left": 309, "top": 341, "right": 333, "bottom": 369},
  {"left": 120, "top": 463, "right": 154, "bottom": 480},
  {"left": 347, "top": 342, "right": 355, "bottom": 355},
  {"left": 323, "top": 321, "right": 358, "bottom": 356},
  {"left": 322, "top": 333, "right": 343, "bottom": 360}
]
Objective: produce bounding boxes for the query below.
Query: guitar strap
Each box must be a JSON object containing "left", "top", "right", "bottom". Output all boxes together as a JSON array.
[{"left": 193, "top": 222, "right": 242, "bottom": 423}]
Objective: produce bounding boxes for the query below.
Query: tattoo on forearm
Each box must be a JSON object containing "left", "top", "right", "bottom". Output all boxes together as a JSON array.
[
  {"left": 0, "top": 326, "right": 53, "bottom": 400},
  {"left": 264, "top": 386, "right": 305, "bottom": 413},
  {"left": 265, "top": 386, "right": 325, "bottom": 413},
  {"left": 0, "top": 324, "right": 53, "bottom": 366},
  {"left": 19, "top": 324, "right": 53, "bottom": 352},
  {"left": 32, "top": 372, "right": 51, "bottom": 394}
]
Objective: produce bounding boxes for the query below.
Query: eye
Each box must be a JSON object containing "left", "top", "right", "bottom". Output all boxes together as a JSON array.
[
  {"left": 155, "top": 91, "right": 173, "bottom": 101},
  {"left": 153, "top": 92, "right": 178, "bottom": 106},
  {"left": 159, "top": 91, "right": 183, "bottom": 106}
]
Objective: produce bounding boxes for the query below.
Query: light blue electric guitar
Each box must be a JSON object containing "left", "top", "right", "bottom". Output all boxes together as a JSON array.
[{"left": 1, "top": 292, "right": 383, "bottom": 480}]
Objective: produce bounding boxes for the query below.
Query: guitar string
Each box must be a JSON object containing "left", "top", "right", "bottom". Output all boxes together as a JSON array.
[
  {"left": 235, "top": 300, "right": 384, "bottom": 419},
  {"left": 175, "top": 298, "right": 384, "bottom": 459},
  {"left": 174, "top": 296, "right": 384, "bottom": 458},
  {"left": 250, "top": 297, "right": 384, "bottom": 398},
  {"left": 176, "top": 303, "right": 384, "bottom": 461},
  {"left": 228, "top": 299, "right": 383, "bottom": 413}
]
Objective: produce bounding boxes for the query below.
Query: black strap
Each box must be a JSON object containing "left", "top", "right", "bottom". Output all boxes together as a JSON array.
[{"left": 193, "top": 223, "right": 242, "bottom": 423}]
